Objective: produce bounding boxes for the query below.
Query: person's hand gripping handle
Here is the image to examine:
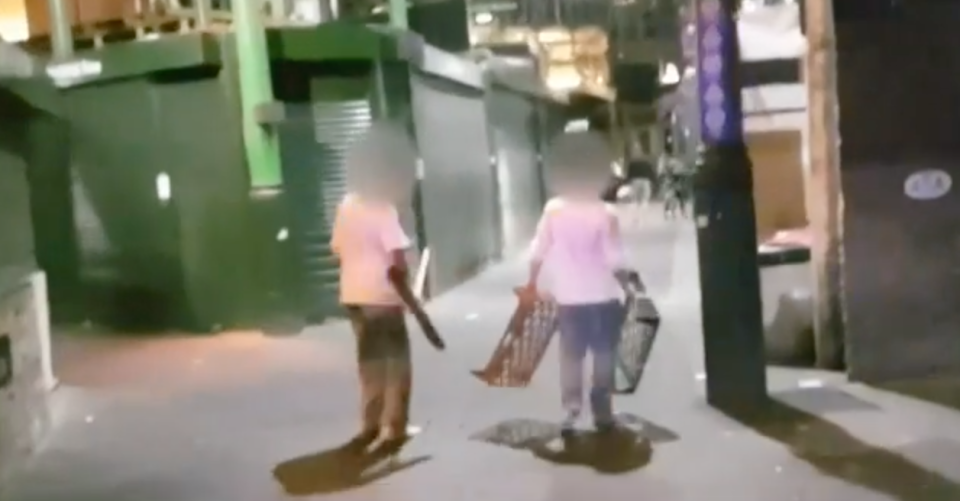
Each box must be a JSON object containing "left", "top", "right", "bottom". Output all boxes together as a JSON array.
[{"left": 387, "top": 266, "right": 446, "bottom": 351}]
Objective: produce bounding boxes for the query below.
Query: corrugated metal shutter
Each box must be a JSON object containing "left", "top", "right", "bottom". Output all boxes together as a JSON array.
[
  {"left": 488, "top": 89, "right": 544, "bottom": 254},
  {"left": 410, "top": 73, "right": 498, "bottom": 294},
  {"left": 280, "top": 99, "right": 371, "bottom": 320}
]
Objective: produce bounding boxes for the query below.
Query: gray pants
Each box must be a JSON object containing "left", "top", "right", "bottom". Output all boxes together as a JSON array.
[
  {"left": 557, "top": 300, "right": 623, "bottom": 423},
  {"left": 346, "top": 305, "right": 411, "bottom": 435}
]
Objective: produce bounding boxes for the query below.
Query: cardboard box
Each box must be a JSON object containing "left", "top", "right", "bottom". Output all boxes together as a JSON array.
[{"left": 747, "top": 130, "right": 808, "bottom": 238}]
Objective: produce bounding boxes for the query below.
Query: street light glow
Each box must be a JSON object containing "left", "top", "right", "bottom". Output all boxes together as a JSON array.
[{"left": 660, "top": 62, "right": 681, "bottom": 85}]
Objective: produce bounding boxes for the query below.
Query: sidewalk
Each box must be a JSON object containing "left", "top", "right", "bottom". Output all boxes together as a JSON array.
[{"left": 8, "top": 216, "right": 960, "bottom": 500}]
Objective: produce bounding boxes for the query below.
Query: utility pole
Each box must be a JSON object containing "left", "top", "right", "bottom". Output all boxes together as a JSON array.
[
  {"left": 693, "top": 0, "right": 767, "bottom": 410},
  {"left": 803, "top": 0, "right": 845, "bottom": 369}
]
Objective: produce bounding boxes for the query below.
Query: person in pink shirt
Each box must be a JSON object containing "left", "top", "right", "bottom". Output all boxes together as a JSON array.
[
  {"left": 523, "top": 132, "right": 627, "bottom": 434},
  {"left": 330, "top": 123, "right": 417, "bottom": 452}
]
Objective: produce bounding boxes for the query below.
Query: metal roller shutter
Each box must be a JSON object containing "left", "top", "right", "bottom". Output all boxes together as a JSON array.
[
  {"left": 488, "top": 88, "right": 544, "bottom": 254},
  {"left": 280, "top": 98, "right": 371, "bottom": 320},
  {"left": 410, "top": 73, "right": 498, "bottom": 294}
]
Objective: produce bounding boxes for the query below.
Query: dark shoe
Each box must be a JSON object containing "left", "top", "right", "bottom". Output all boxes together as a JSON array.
[
  {"left": 595, "top": 419, "right": 625, "bottom": 434},
  {"left": 560, "top": 410, "right": 579, "bottom": 439},
  {"left": 369, "top": 432, "right": 410, "bottom": 456},
  {"left": 346, "top": 429, "right": 380, "bottom": 451}
]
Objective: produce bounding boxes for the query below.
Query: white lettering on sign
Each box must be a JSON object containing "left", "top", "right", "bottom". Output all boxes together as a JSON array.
[
  {"left": 705, "top": 108, "right": 726, "bottom": 136},
  {"left": 704, "top": 84, "right": 724, "bottom": 106},
  {"left": 702, "top": 54, "right": 723, "bottom": 76},
  {"left": 904, "top": 169, "right": 952, "bottom": 200}
]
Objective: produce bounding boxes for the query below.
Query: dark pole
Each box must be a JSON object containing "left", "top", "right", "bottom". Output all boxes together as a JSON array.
[{"left": 692, "top": 0, "right": 767, "bottom": 410}]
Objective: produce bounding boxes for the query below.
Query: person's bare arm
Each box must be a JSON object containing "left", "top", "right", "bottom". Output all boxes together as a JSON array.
[
  {"left": 389, "top": 249, "right": 409, "bottom": 281},
  {"left": 527, "top": 207, "right": 554, "bottom": 290},
  {"left": 380, "top": 206, "right": 413, "bottom": 280},
  {"left": 381, "top": 208, "right": 445, "bottom": 349},
  {"left": 605, "top": 206, "right": 641, "bottom": 288}
]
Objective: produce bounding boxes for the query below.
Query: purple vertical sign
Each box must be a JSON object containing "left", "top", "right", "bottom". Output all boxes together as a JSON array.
[{"left": 696, "top": 0, "right": 744, "bottom": 144}]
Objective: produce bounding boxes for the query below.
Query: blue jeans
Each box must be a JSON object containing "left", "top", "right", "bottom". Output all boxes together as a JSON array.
[{"left": 557, "top": 300, "right": 623, "bottom": 423}]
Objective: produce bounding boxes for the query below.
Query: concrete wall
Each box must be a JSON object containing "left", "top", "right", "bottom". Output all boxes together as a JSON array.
[
  {"left": 0, "top": 120, "right": 52, "bottom": 484},
  {"left": 837, "top": 3, "right": 960, "bottom": 382},
  {"left": 0, "top": 271, "right": 53, "bottom": 484},
  {"left": 0, "top": 86, "right": 54, "bottom": 483}
]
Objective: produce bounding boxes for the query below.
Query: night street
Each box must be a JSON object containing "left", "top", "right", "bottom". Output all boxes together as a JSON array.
[{"left": 6, "top": 217, "right": 960, "bottom": 501}]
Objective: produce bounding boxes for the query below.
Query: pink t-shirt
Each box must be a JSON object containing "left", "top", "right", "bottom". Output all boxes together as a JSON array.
[
  {"left": 330, "top": 193, "right": 411, "bottom": 306},
  {"left": 531, "top": 197, "right": 625, "bottom": 305}
]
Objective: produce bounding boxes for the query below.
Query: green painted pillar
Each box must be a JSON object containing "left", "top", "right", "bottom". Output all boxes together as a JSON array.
[
  {"left": 233, "top": 0, "right": 283, "bottom": 187},
  {"left": 389, "top": 0, "right": 408, "bottom": 29},
  {"left": 46, "top": 0, "right": 73, "bottom": 59},
  {"left": 231, "top": 0, "right": 295, "bottom": 333}
]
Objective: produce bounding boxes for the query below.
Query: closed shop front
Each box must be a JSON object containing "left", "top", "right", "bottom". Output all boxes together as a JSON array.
[
  {"left": 279, "top": 92, "right": 372, "bottom": 321},
  {"left": 487, "top": 87, "right": 544, "bottom": 254},
  {"left": 410, "top": 72, "right": 498, "bottom": 294}
]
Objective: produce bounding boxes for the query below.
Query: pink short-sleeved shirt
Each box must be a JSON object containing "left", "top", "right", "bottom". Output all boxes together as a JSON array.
[
  {"left": 330, "top": 193, "right": 411, "bottom": 306},
  {"left": 531, "top": 197, "right": 625, "bottom": 305}
]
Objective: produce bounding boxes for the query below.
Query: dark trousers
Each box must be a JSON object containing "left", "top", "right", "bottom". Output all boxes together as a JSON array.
[{"left": 345, "top": 305, "right": 412, "bottom": 434}]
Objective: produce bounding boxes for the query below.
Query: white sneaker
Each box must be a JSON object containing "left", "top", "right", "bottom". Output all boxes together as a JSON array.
[{"left": 561, "top": 410, "right": 580, "bottom": 436}]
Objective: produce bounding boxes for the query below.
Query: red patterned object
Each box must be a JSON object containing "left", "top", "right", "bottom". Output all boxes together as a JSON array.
[
  {"left": 472, "top": 290, "right": 559, "bottom": 388},
  {"left": 474, "top": 271, "right": 661, "bottom": 393}
]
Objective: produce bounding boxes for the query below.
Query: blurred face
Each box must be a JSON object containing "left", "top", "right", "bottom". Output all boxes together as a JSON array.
[
  {"left": 345, "top": 122, "right": 418, "bottom": 204},
  {"left": 544, "top": 131, "right": 614, "bottom": 200}
]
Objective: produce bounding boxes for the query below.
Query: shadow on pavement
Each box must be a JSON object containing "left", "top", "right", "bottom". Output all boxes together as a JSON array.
[
  {"left": 528, "top": 430, "right": 653, "bottom": 474},
  {"left": 272, "top": 441, "right": 431, "bottom": 496},
  {"left": 470, "top": 415, "right": 665, "bottom": 474},
  {"left": 726, "top": 398, "right": 960, "bottom": 500},
  {"left": 875, "top": 378, "right": 960, "bottom": 413},
  {"left": 470, "top": 415, "right": 679, "bottom": 448}
]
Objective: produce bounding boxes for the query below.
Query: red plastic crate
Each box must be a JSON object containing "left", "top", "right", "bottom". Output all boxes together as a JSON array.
[{"left": 472, "top": 291, "right": 558, "bottom": 388}]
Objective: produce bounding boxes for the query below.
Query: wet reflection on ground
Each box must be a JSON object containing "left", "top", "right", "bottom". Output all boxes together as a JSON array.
[
  {"left": 528, "top": 429, "right": 653, "bottom": 474},
  {"left": 471, "top": 413, "right": 672, "bottom": 474}
]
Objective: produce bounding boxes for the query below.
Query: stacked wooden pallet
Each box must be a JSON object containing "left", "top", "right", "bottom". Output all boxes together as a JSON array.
[
  {"left": 530, "top": 25, "right": 615, "bottom": 100},
  {"left": 21, "top": 0, "right": 217, "bottom": 51}
]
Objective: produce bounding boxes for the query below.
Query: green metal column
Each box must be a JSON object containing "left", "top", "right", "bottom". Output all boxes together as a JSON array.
[
  {"left": 233, "top": 4, "right": 296, "bottom": 331},
  {"left": 389, "top": 0, "right": 408, "bottom": 29},
  {"left": 46, "top": 0, "right": 74, "bottom": 59},
  {"left": 233, "top": 0, "right": 283, "bottom": 187}
]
